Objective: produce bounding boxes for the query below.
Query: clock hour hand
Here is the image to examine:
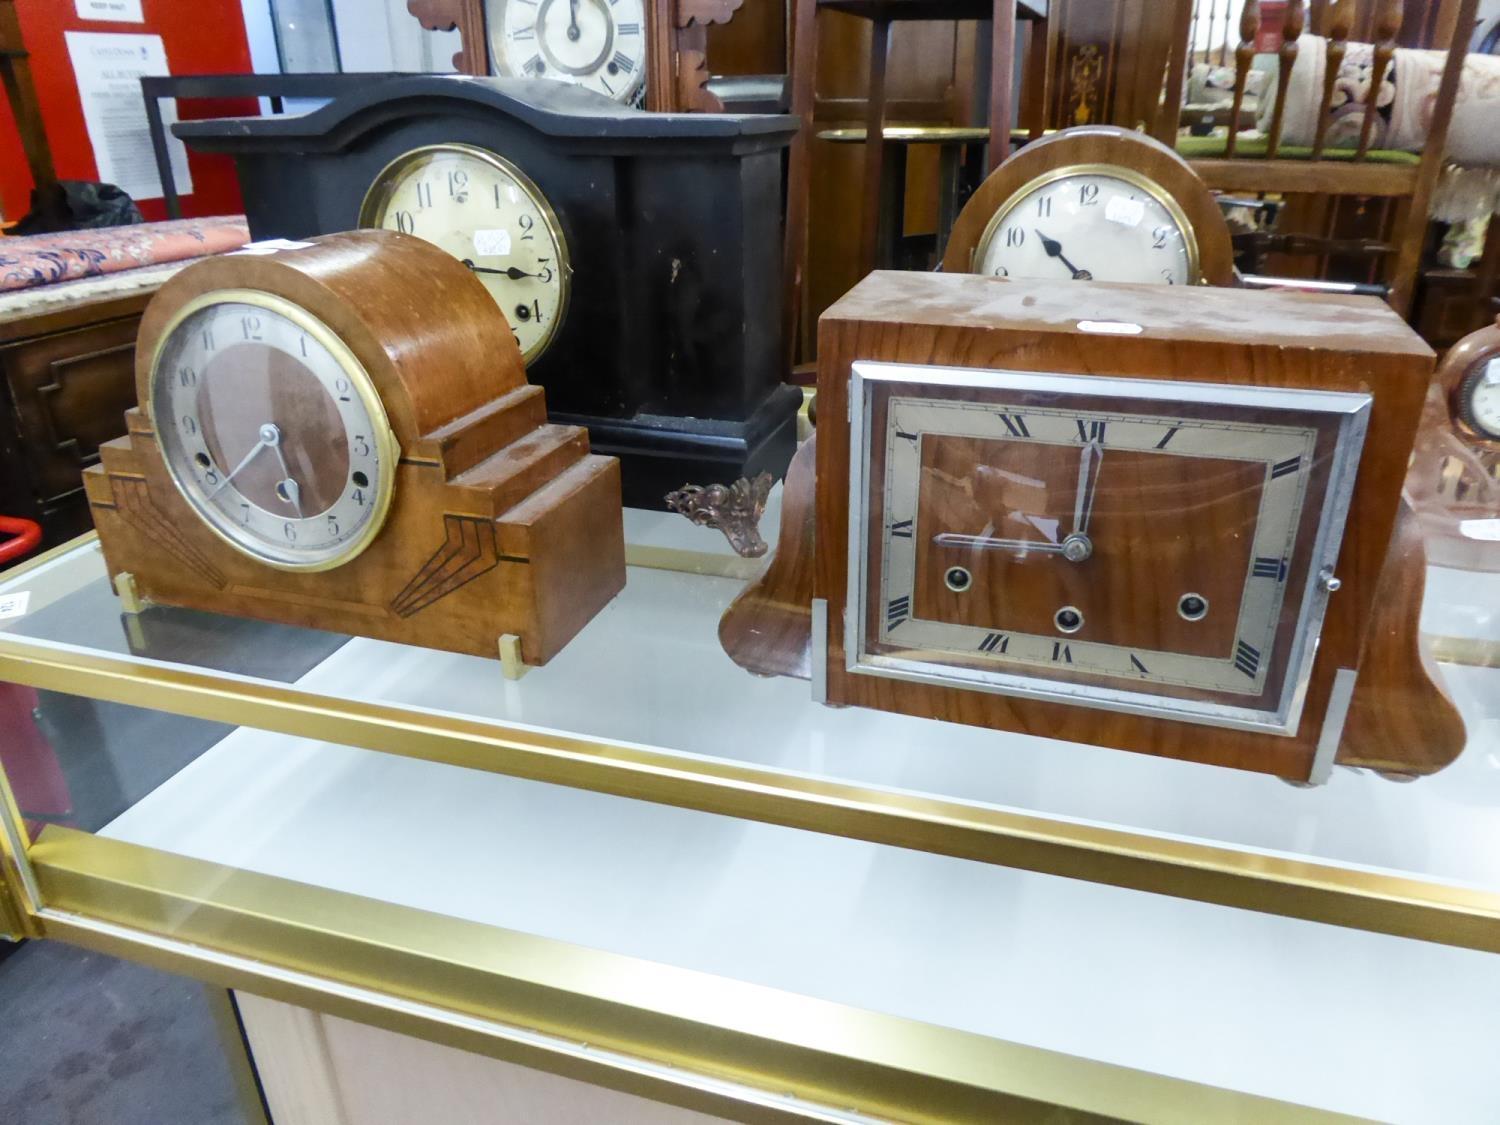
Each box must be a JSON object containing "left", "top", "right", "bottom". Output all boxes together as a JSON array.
[
  {"left": 461, "top": 259, "right": 540, "bottom": 281},
  {"left": 1056, "top": 441, "right": 1103, "bottom": 563},
  {"left": 933, "top": 533, "right": 1064, "bottom": 554},
  {"left": 567, "top": 0, "right": 581, "bottom": 40},
  {"left": 277, "top": 476, "right": 303, "bottom": 518},
  {"left": 265, "top": 428, "right": 304, "bottom": 518},
  {"left": 1034, "top": 229, "right": 1093, "bottom": 281}
]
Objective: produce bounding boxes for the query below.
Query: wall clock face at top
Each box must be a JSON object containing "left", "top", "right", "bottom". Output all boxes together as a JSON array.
[
  {"left": 973, "top": 166, "right": 1197, "bottom": 286},
  {"left": 486, "top": 0, "right": 647, "bottom": 103},
  {"left": 359, "top": 143, "right": 570, "bottom": 364},
  {"left": 148, "top": 289, "right": 398, "bottom": 571},
  {"left": 848, "top": 362, "right": 1370, "bottom": 734}
]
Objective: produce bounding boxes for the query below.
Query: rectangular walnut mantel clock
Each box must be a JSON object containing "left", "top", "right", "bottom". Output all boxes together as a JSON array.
[
  {"left": 812, "top": 272, "right": 1464, "bottom": 781},
  {"left": 173, "top": 75, "right": 801, "bottom": 507}
]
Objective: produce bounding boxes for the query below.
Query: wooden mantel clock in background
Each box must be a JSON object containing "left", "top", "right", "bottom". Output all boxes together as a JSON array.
[
  {"left": 725, "top": 272, "right": 1467, "bottom": 782},
  {"left": 83, "top": 230, "right": 626, "bottom": 672},
  {"left": 407, "top": 0, "right": 744, "bottom": 111},
  {"left": 942, "top": 126, "right": 1235, "bottom": 288}
]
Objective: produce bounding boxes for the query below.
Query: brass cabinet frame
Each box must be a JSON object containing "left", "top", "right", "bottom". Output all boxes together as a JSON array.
[
  {"left": 0, "top": 535, "right": 1487, "bottom": 1118},
  {"left": 22, "top": 826, "right": 1359, "bottom": 1123},
  {"left": 1, "top": 538, "right": 1499, "bottom": 955}
]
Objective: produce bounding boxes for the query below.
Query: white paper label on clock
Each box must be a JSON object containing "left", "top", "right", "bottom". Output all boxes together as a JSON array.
[
  {"left": 1460, "top": 518, "right": 1500, "bottom": 541},
  {"left": 0, "top": 591, "right": 30, "bottom": 620},
  {"left": 473, "top": 228, "right": 513, "bottom": 257},
  {"left": 234, "top": 239, "right": 315, "bottom": 255},
  {"left": 1077, "top": 319, "right": 1144, "bottom": 335},
  {"left": 1104, "top": 196, "right": 1146, "bottom": 227}
]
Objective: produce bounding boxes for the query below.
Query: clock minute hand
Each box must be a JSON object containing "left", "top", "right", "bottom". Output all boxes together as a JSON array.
[
  {"left": 461, "top": 259, "right": 539, "bottom": 280},
  {"left": 207, "top": 437, "right": 268, "bottom": 498},
  {"left": 1072, "top": 441, "right": 1103, "bottom": 537},
  {"left": 1034, "top": 229, "right": 1093, "bottom": 281}
]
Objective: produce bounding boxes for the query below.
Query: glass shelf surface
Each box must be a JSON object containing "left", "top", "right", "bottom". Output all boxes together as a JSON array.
[
  {"left": 39, "top": 710, "right": 1500, "bottom": 1122},
  {"left": 1, "top": 502, "right": 1499, "bottom": 897}
]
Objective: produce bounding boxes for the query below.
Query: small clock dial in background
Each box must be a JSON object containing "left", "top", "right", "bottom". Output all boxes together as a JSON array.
[
  {"left": 489, "top": 0, "right": 647, "bottom": 103},
  {"left": 1461, "top": 357, "right": 1500, "bottom": 440},
  {"left": 975, "top": 172, "right": 1194, "bottom": 286},
  {"left": 361, "top": 145, "right": 569, "bottom": 364},
  {"left": 151, "top": 299, "right": 391, "bottom": 569}
]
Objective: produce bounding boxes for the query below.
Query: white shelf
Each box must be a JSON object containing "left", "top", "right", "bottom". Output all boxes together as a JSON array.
[{"left": 103, "top": 717, "right": 1500, "bottom": 1124}]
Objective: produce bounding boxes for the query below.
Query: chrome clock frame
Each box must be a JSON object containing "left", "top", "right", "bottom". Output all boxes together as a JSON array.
[{"left": 845, "top": 360, "right": 1372, "bottom": 736}]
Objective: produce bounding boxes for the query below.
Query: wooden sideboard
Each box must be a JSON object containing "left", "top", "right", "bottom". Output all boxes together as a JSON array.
[{"left": 0, "top": 285, "right": 158, "bottom": 550}]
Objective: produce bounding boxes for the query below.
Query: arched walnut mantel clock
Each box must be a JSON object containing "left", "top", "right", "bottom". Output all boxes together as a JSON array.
[
  {"left": 942, "top": 126, "right": 1236, "bottom": 288},
  {"left": 83, "top": 230, "right": 626, "bottom": 669}
]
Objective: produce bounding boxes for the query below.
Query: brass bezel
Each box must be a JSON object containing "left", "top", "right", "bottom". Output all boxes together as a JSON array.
[
  {"left": 972, "top": 162, "right": 1205, "bottom": 285},
  {"left": 357, "top": 142, "right": 572, "bottom": 366},
  {"left": 145, "top": 288, "right": 400, "bottom": 574},
  {"left": 1453, "top": 351, "right": 1500, "bottom": 446}
]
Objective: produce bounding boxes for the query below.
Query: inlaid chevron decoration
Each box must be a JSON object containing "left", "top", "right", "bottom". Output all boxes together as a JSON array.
[{"left": 391, "top": 514, "right": 521, "bottom": 618}]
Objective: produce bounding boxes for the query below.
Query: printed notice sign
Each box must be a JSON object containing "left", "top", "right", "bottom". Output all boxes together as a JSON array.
[
  {"left": 75, "top": 0, "right": 145, "bottom": 21},
  {"left": 64, "top": 32, "right": 193, "bottom": 200}
]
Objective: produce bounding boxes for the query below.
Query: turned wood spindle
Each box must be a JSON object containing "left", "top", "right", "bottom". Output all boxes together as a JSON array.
[
  {"left": 1265, "top": 0, "right": 1305, "bottom": 158},
  {"left": 1225, "top": 0, "right": 1260, "bottom": 157},
  {"left": 1356, "top": 0, "right": 1403, "bottom": 160},
  {"left": 1311, "top": 0, "right": 1353, "bottom": 159}
]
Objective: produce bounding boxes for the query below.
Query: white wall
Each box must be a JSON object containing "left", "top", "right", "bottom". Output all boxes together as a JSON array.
[
  {"left": 330, "top": 0, "right": 459, "bottom": 72},
  {"left": 238, "top": 0, "right": 460, "bottom": 75}
]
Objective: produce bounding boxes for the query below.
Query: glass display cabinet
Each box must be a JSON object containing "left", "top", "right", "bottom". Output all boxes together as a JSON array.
[{"left": 2, "top": 486, "right": 1499, "bottom": 1122}]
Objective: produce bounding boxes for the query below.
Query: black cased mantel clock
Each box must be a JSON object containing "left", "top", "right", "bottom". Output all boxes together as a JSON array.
[{"left": 173, "top": 75, "right": 802, "bottom": 506}]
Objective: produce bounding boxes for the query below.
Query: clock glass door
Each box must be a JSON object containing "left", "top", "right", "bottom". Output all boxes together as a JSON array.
[{"left": 849, "top": 362, "right": 1371, "bottom": 733}]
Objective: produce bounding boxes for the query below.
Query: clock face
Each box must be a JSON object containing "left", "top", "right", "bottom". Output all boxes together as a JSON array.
[
  {"left": 974, "top": 170, "right": 1196, "bottom": 286},
  {"left": 487, "top": 0, "right": 647, "bottom": 103},
  {"left": 1458, "top": 356, "right": 1500, "bottom": 441},
  {"left": 149, "top": 292, "right": 397, "bottom": 571},
  {"left": 848, "top": 362, "right": 1371, "bottom": 733},
  {"left": 360, "top": 144, "right": 569, "bottom": 364}
]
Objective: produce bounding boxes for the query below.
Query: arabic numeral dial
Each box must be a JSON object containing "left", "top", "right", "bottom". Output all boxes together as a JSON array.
[
  {"left": 362, "top": 144, "right": 570, "bottom": 365},
  {"left": 974, "top": 172, "right": 1194, "bottom": 286}
]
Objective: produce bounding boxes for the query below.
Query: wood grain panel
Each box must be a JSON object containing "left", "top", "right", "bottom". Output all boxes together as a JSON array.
[{"left": 911, "top": 437, "right": 1262, "bottom": 657}]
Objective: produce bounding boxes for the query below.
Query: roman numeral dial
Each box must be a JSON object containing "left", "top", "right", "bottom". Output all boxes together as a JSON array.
[
  {"left": 859, "top": 365, "right": 1364, "bottom": 730},
  {"left": 492, "top": 0, "right": 648, "bottom": 103}
]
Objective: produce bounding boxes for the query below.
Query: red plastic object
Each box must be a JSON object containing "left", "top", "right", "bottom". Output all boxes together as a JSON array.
[{"left": 0, "top": 516, "right": 42, "bottom": 566}]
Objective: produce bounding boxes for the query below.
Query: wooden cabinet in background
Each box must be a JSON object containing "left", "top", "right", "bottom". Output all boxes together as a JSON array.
[{"left": 0, "top": 290, "right": 151, "bottom": 549}]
